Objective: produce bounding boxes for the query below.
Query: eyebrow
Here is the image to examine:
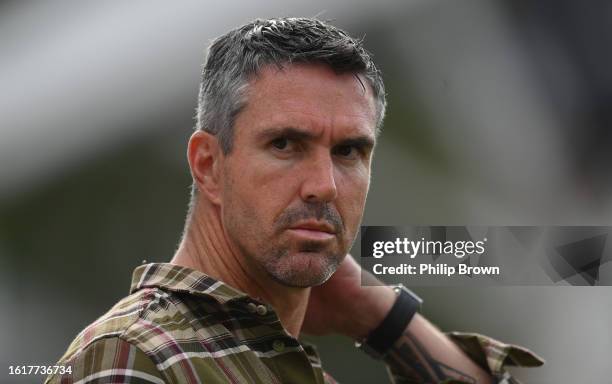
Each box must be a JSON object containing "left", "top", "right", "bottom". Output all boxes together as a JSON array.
[
  {"left": 256, "top": 127, "right": 315, "bottom": 143},
  {"left": 256, "top": 126, "right": 375, "bottom": 149},
  {"left": 335, "top": 136, "right": 375, "bottom": 152}
]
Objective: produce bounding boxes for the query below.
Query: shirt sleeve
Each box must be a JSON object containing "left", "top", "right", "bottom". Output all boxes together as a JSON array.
[
  {"left": 384, "top": 332, "right": 544, "bottom": 384},
  {"left": 444, "top": 332, "right": 544, "bottom": 384},
  {"left": 45, "top": 337, "right": 166, "bottom": 384}
]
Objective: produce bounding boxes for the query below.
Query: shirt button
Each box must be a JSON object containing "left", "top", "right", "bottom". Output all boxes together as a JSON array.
[
  {"left": 272, "top": 339, "right": 285, "bottom": 352},
  {"left": 247, "top": 303, "right": 257, "bottom": 313},
  {"left": 256, "top": 304, "right": 268, "bottom": 316}
]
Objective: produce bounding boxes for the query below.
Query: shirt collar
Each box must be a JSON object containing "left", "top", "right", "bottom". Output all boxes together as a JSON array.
[
  {"left": 130, "top": 262, "right": 250, "bottom": 304},
  {"left": 131, "top": 263, "right": 323, "bottom": 365}
]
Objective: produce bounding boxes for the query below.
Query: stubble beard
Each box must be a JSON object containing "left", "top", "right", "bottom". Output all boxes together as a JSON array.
[
  {"left": 262, "top": 240, "right": 345, "bottom": 288},
  {"left": 222, "top": 169, "right": 350, "bottom": 287},
  {"left": 226, "top": 204, "right": 348, "bottom": 288}
]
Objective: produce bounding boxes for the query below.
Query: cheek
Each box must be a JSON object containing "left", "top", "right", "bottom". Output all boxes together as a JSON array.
[
  {"left": 336, "top": 168, "right": 370, "bottom": 225},
  {"left": 230, "top": 158, "right": 300, "bottom": 223}
]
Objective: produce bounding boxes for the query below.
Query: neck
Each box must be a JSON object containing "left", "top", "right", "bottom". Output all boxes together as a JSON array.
[{"left": 171, "top": 199, "right": 310, "bottom": 338}]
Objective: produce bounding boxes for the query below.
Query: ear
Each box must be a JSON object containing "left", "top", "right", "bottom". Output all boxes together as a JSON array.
[{"left": 187, "top": 130, "right": 223, "bottom": 205}]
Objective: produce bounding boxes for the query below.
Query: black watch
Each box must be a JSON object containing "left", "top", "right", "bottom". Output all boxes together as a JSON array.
[{"left": 355, "top": 284, "right": 422, "bottom": 359}]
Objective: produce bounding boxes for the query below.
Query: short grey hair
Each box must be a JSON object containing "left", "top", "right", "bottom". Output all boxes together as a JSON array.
[{"left": 195, "top": 17, "right": 387, "bottom": 153}]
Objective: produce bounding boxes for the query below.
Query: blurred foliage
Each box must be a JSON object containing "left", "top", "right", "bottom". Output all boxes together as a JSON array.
[{"left": 0, "top": 129, "right": 191, "bottom": 306}]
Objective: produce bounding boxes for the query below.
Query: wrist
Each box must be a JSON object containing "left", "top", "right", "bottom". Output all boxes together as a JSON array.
[{"left": 357, "top": 285, "right": 423, "bottom": 359}]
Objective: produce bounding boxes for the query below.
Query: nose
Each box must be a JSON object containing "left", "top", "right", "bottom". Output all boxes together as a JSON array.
[{"left": 299, "top": 151, "right": 338, "bottom": 203}]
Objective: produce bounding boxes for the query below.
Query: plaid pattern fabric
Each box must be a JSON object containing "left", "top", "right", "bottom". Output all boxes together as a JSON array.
[
  {"left": 46, "top": 263, "right": 542, "bottom": 384},
  {"left": 442, "top": 333, "right": 544, "bottom": 384}
]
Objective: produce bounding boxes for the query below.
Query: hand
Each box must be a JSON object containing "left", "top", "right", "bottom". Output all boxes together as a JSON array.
[
  {"left": 301, "top": 254, "right": 396, "bottom": 340},
  {"left": 302, "top": 256, "right": 497, "bottom": 384}
]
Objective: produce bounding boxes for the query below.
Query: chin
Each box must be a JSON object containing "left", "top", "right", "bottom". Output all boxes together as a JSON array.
[{"left": 266, "top": 251, "right": 340, "bottom": 288}]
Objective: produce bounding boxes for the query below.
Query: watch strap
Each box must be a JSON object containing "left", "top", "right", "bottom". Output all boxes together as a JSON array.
[{"left": 357, "top": 285, "right": 422, "bottom": 359}]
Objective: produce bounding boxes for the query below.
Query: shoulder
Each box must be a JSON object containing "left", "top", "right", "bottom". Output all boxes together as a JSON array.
[
  {"left": 45, "top": 336, "right": 165, "bottom": 384},
  {"left": 48, "top": 287, "right": 194, "bottom": 383},
  {"left": 55, "top": 287, "right": 168, "bottom": 364}
]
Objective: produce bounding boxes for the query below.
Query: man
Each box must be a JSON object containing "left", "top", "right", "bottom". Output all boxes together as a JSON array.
[{"left": 47, "top": 18, "right": 542, "bottom": 384}]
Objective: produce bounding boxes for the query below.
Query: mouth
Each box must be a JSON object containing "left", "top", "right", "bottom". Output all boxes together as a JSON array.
[{"left": 287, "top": 221, "right": 337, "bottom": 241}]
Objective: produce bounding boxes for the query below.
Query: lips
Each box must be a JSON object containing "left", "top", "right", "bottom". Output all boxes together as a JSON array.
[
  {"left": 287, "top": 221, "right": 337, "bottom": 241},
  {"left": 290, "top": 220, "right": 336, "bottom": 233}
]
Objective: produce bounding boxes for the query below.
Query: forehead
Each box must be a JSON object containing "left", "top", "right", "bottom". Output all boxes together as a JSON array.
[{"left": 237, "top": 63, "right": 377, "bottom": 138}]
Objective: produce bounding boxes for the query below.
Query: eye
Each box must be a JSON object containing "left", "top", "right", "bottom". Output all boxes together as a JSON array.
[
  {"left": 271, "top": 137, "right": 289, "bottom": 150},
  {"left": 333, "top": 145, "right": 359, "bottom": 159}
]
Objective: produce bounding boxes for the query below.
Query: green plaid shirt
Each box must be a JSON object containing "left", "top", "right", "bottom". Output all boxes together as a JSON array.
[{"left": 46, "top": 263, "right": 542, "bottom": 384}]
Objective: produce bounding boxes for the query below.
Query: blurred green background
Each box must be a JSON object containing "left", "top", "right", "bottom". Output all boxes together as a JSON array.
[{"left": 1, "top": 0, "right": 611, "bottom": 382}]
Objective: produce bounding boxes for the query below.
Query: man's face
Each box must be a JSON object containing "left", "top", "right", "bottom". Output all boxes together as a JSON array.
[{"left": 219, "top": 63, "right": 377, "bottom": 287}]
